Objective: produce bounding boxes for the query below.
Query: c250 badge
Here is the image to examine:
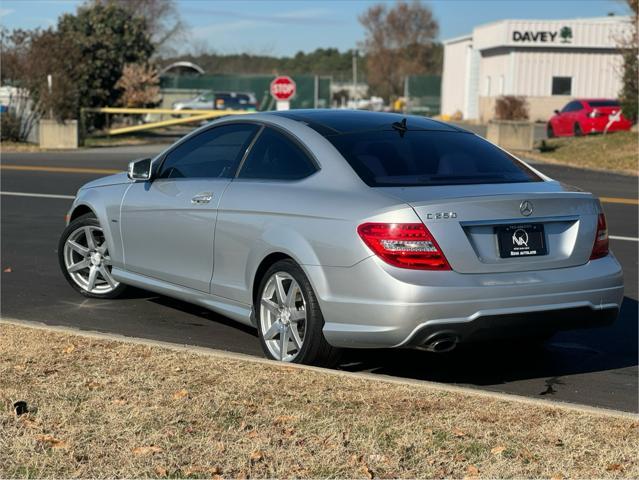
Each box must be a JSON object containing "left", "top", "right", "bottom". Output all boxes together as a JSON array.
[{"left": 425, "top": 212, "right": 458, "bottom": 220}]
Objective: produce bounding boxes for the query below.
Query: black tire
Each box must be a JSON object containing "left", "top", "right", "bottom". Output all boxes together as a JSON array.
[
  {"left": 255, "top": 259, "right": 340, "bottom": 367},
  {"left": 546, "top": 124, "right": 555, "bottom": 138},
  {"left": 573, "top": 123, "right": 583, "bottom": 137},
  {"left": 58, "top": 213, "right": 127, "bottom": 299}
]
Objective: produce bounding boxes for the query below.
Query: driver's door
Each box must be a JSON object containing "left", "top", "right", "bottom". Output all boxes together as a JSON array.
[{"left": 120, "top": 123, "right": 259, "bottom": 292}]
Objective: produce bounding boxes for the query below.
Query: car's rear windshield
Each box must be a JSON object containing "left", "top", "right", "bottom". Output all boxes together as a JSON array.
[
  {"left": 325, "top": 130, "right": 542, "bottom": 187},
  {"left": 587, "top": 100, "right": 619, "bottom": 107}
]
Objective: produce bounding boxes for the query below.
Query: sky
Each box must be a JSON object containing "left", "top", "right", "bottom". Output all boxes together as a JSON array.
[{"left": 0, "top": 0, "right": 631, "bottom": 56}]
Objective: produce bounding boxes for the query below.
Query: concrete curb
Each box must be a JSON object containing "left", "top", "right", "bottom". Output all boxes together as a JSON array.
[{"left": 2, "top": 317, "right": 637, "bottom": 421}]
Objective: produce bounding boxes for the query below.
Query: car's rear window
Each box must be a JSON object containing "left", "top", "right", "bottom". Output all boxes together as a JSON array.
[
  {"left": 587, "top": 100, "right": 619, "bottom": 108},
  {"left": 326, "top": 130, "right": 541, "bottom": 187}
]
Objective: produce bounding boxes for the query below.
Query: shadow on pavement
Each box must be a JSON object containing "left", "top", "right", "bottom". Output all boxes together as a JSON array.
[
  {"left": 338, "top": 296, "right": 638, "bottom": 388},
  {"left": 137, "top": 287, "right": 637, "bottom": 391}
]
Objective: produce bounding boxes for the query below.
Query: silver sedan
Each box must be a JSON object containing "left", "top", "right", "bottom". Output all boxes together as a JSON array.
[{"left": 58, "top": 110, "right": 624, "bottom": 365}]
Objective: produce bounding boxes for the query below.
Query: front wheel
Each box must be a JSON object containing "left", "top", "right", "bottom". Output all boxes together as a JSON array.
[
  {"left": 58, "top": 213, "right": 127, "bottom": 299},
  {"left": 256, "top": 259, "right": 340, "bottom": 366},
  {"left": 546, "top": 124, "right": 555, "bottom": 138}
]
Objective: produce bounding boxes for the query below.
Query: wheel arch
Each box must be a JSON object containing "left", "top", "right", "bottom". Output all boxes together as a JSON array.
[
  {"left": 251, "top": 252, "right": 295, "bottom": 306},
  {"left": 68, "top": 203, "right": 97, "bottom": 223}
]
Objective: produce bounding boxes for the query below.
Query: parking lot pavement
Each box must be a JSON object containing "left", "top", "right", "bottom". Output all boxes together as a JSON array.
[{"left": 1, "top": 147, "right": 637, "bottom": 412}]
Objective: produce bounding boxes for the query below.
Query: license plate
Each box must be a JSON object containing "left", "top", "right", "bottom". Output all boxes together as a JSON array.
[{"left": 495, "top": 223, "right": 547, "bottom": 258}]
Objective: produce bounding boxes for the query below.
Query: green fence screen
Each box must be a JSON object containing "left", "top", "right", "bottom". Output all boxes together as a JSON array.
[
  {"left": 405, "top": 75, "right": 441, "bottom": 116},
  {"left": 160, "top": 74, "right": 331, "bottom": 110}
]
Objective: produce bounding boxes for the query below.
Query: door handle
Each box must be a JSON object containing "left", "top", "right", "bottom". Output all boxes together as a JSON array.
[{"left": 191, "top": 192, "right": 213, "bottom": 205}]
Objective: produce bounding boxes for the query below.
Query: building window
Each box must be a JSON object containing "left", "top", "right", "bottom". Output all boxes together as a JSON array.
[{"left": 552, "top": 77, "right": 572, "bottom": 95}]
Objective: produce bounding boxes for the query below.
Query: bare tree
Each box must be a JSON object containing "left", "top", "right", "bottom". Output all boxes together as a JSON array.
[
  {"left": 494, "top": 96, "right": 529, "bottom": 121},
  {"left": 0, "top": 27, "right": 81, "bottom": 140},
  {"left": 115, "top": 63, "right": 160, "bottom": 108},
  {"left": 91, "top": 0, "right": 184, "bottom": 55},
  {"left": 359, "top": 1, "right": 440, "bottom": 101}
]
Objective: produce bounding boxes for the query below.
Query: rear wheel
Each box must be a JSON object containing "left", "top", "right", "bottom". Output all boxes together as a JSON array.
[
  {"left": 58, "top": 213, "right": 126, "bottom": 299},
  {"left": 256, "top": 259, "right": 340, "bottom": 366},
  {"left": 573, "top": 123, "right": 583, "bottom": 137}
]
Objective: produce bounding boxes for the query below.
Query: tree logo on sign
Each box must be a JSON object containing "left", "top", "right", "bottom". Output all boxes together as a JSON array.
[{"left": 560, "top": 26, "right": 573, "bottom": 43}]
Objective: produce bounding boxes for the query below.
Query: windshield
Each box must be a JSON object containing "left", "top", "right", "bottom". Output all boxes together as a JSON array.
[{"left": 326, "top": 130, "right": 541, "bottom": 187}]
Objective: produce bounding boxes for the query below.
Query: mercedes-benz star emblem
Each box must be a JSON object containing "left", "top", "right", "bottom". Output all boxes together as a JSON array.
[{"left": 520, "top": 200, "right": 533, "bottom": 216}]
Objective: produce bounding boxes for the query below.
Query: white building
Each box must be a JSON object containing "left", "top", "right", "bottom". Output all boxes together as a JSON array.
[{"left": 441, "top": 16, "right": 632, "bottom": 122}]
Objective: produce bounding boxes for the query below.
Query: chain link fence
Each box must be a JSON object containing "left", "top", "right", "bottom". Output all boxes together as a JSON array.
[{"left": 160, "top": 74, "right": 331, "bottom": 111}]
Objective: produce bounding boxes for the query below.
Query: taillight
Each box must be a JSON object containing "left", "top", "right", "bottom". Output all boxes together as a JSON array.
[
  {"left": 357, "top": 222, "right": 451, "bottom": 270},
  {"left": 590, "top": 213, "right": 609, "bottom": 260}
]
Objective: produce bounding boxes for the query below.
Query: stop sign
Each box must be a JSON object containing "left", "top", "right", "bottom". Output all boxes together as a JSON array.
[{"left": 270, "top": 76, "right": 296, "bottom": 101}]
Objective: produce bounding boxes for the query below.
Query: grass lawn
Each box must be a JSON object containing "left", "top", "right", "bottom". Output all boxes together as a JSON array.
[
  {"left": 519, "top": 131, "right": 638, "bottom": 175},
  {"left": 1, "top": 141, "right": 46, "bottom": 152},
  {"left": 1, "top": 322, "right": 638, "bottom": 479}
]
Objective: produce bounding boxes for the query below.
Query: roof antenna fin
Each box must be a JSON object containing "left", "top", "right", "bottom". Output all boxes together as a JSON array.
[{"left": 392, "top": 118, "right": 408, "bottom": 137}]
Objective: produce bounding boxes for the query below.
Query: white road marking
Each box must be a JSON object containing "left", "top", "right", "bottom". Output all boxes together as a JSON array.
[
  {"left": 1, "top": 191, "right": 75, "bottom": 200},
  {"left": 2, "top": 190, "right": 638, "bottom": 243},
  {"left": 610, "top": 235, "right": 639, "bottom": 242}
]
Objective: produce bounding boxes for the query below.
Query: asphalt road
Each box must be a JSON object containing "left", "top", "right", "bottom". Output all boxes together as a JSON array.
[{"left": 1, "top": 145, "right": 637, "bottom": 413}]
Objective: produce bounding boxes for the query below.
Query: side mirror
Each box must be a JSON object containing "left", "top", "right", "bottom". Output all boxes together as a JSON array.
[
  {"left": 127, "top": 157, "right": 152, "bottom": 181},
  {"left": 554, "top": 110, "right": 560, "bottom": 115}
]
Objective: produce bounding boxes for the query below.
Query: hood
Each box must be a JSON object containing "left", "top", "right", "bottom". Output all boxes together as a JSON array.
[{"left": 80, "top": 172, "right": 129, "bottom": 190}]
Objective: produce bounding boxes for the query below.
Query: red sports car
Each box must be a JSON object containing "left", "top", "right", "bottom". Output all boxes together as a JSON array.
[{"left": 547, "top": 99, "right": 633, "bottom": 137}]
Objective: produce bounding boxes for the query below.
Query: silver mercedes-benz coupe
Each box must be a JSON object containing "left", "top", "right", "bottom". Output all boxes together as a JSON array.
[{"left": 58, "top": 110, "right": 624, "bottom": 365}]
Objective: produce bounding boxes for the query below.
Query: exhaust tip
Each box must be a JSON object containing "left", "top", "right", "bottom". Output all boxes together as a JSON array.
[{"left": 421, "top": 334, "right": 459, "bottom": 353}]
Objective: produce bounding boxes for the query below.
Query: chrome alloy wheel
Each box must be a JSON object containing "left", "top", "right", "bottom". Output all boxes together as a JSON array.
[
  {"left": 63, "top": 225, "right": 119, "bottom": 294},
  {"left": 260, "top": 272, "right": 307, "bottom": 361}
]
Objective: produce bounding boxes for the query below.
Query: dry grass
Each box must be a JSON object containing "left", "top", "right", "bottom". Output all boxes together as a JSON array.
[
  {"left": 0, "top": 141, "right": 47, "bottom": 153},
  {"left": 1, "top": 323, "right": 637, "bottom": 479},
  {"left": 519, "top": 131, "right": 638, "bottom": 175}
]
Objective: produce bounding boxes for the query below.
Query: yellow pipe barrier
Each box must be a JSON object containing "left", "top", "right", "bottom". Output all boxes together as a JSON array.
[
  {"left": 81, "top": 107, "right": 250, "bottom": 135},
  {"left": 107, "top": 112, "right": 223, "bottom": 135},
  {"left": 84, "top": 107, "right": 251, "bottom": 116}
]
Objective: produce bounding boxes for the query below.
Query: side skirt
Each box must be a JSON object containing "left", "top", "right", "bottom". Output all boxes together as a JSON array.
[{"left": 111, "top": 268, "right": 254, "bottom": 327}]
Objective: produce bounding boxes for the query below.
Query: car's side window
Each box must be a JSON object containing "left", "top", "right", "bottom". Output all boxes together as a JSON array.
[
  {"left": 157, "top": 124, "right": 258, "bottom": 179},
  {"left": 238, "top": 127, "right": 317, "bottom": 180},
  {"left": 561, "top": 101, "right": 582, "bottom": 113}
]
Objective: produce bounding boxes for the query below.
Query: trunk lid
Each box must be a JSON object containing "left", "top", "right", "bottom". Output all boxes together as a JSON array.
[
  {"left": 591, "top": 106, "right": 620, "bottom": 117},
  {"left": 380, "top": 181, "right": 600, "bottom": 274}
]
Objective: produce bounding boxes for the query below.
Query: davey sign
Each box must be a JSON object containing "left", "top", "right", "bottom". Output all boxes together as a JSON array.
[
  {"left": 270, "top": 76, "right": 296, "bottom": 101},
  {"left": 512, "top": 26, "right": 573, "bottom": 44}
]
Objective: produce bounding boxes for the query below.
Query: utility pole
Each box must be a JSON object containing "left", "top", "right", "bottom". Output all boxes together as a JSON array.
[
  {"left": 47, "top": 74, "right": 53, "bottom": 119},
  {"left": 352, "top": 49, "right": 358, "bottom": 105}
]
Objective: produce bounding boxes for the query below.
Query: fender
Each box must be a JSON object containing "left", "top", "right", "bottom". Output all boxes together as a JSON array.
[
  {"left": 242, "top": 225, "right": 321, "bottom": 306},
  {"left": 68, "top": 184, "right": 130, "bottom": 269}
]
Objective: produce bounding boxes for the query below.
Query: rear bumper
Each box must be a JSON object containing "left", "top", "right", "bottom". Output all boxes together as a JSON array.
[
  {"left": 305, "top": 254, "right": 624, "bottom": 349},
  {"left": 405, "top": 306, "right": 618, "bottom": 348},
  {"left": 581, "top": 118, "right": 633, "bottom": 133}
]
